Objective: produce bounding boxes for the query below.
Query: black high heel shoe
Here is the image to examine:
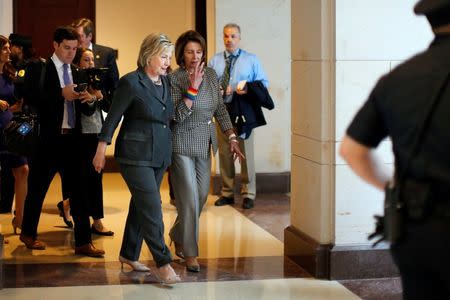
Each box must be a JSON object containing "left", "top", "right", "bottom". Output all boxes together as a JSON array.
[
  {"left": 170, "top": 240, "right": 185, "bottom": 259},
  {"left": 57, "top": 201, "right": 73, "bottom": 228},
  {"left": 91, "top": 224, "right": 114, "bottom": 236},
  {"left": 185, "top": 256, "right": 200, "bottom": 272},
  {"left": 12, "top": 217, "right": 21, "bottom": 235}
]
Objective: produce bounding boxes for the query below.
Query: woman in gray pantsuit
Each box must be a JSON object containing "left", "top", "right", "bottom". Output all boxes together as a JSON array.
[
  {"left": 92, "top": 33, "right": 180, "bottom": 284},
  {"left": 168, "top": 30, "right": 244, "bottom": 272}
]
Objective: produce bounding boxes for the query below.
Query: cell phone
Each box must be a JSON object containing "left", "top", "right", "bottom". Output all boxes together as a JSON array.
[
  {"left": 17, "top": 122, "right": 32, "bottom": 136},
  {"left": 74, "top": 83, "right": 88, "bottom": 92}
]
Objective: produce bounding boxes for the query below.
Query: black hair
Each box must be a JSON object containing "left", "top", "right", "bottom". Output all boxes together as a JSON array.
[{"left": 53, "top": 26, "right": 79, "bottom": 44}]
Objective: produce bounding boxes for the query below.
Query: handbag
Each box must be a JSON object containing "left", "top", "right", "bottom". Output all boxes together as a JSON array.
[
  {"left": 370, "top": 72, "right": 450, "bottom": 246},
  {"left": 3, "top": 113, "right": 37, "bottom": 156},
  {"left": 2, "top": 59, "right": 47, "bottom": 157}
]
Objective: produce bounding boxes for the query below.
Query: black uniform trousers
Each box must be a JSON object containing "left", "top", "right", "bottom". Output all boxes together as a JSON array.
[
  {"left": 21, "top": 132, "right": 92, "bottom": 247},
  {"left": 391, "top": 216, "right": 450, "bottom": 300}
]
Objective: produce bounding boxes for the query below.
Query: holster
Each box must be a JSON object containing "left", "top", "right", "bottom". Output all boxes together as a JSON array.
[
  {"left": 380, "top": 178, "right": 433, "bottom": 245},
  {"left": 383, "top": 181, "right": 405, "bottom": 244}
]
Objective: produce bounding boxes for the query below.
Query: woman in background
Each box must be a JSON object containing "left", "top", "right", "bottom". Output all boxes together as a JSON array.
[
  {"left": 0, "top": 35, "right": 29, "bottom": 234},
  {"left": 57, "top": 48, "right": 114, "bottom": 236}
]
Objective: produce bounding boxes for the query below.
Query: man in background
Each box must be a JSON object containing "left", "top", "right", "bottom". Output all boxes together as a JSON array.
[
  {"left": 20, "top": 26, "right": 104, "bottom": 257},
  {"left": 71, "top": 18, "right": 119, "bottom": 100},
  {"left": 209, "top": 23, "right": 269, "bottom": 209}
]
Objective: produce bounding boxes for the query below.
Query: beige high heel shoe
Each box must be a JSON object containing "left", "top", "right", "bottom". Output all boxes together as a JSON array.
[
  {"left": 119, "top": 256, "right": 150, "bottom": 272},
  {"left": 12, "top": 217, "right": 21, "bottom": 235},
  {"left": 154, "top": 264, "right": 181, "bottom": 285}
]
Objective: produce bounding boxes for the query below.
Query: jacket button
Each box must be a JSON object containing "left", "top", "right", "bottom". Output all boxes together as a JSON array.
[
  {"left": 163, "top": 107, "right": 166, "bottom": 110},
  {"left": 163, "top": 125, "right": 167, "bottom": 128}
]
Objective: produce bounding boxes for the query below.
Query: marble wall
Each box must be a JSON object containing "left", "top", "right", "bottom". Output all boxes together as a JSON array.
[
  {"left": 213, "top": 0, "right": 291, "bottom": 173},
  {"left": 291, "top": 0, "right": 434, "bottom": 245}
]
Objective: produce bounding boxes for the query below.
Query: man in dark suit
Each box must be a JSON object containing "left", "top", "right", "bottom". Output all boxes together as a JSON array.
[
  {"left": 71, "top": 18, "right": 119, "bottom": 100},
  {"left": 20, "top": 26, "right": 104, "bottom": 257}
]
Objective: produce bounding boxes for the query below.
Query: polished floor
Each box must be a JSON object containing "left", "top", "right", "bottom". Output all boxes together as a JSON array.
[{"left": 0, "top": 173, "right": 366, "bottom": 299}]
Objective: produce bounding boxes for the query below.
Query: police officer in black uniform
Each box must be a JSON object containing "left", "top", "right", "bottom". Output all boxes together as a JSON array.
[{"left": 339, "top": 1, "right": 450, "bottom": 299}]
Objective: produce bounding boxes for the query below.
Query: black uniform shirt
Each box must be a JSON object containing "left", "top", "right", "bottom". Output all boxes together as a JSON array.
[{"left": 347, "top": 34, "right": 450, "bottom": 182}]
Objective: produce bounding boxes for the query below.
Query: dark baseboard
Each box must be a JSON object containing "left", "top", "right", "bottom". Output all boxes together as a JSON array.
[
  {"left": 284, "top": 226, "right": 332, "bottom": 279},
  {"left": 211, "top": 172, "right": 291, "bottom": 195},
  {"left": 284, "top": 226, "right": 399, "bottom": 280}
]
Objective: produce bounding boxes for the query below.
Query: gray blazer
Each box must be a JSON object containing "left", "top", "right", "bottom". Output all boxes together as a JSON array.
[
  {"left": 98, "top": 69, "right": 173, "bottom": 167},
  {"left": 168, "top": 67, "right": 233, "bottom": 158}
]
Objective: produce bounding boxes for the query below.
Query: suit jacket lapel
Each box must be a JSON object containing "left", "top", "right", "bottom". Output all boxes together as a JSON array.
[
  {"left": 92, "top": 44, "right": 102, "bottom": 66},
  {"left": 137, "top": 69, "right": 165, "bottom": 105}
]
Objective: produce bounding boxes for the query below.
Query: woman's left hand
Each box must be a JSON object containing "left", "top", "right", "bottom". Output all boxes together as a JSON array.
[
  {"left": 230, "top": 140, "right": 245, "bottom": 163},
  {"left": 92, "top": 141, "right": 107, "bottom": 173}
]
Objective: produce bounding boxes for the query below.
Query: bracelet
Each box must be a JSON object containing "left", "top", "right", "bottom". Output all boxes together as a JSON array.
[
  {"left": 184, "top": 87, "right": 198, "bottom": 101},
  {"left": 228, "top": 133, "right": 237, "bottom": 141}
]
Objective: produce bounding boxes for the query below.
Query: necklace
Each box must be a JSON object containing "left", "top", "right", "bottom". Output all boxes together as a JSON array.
[{"left": 151, "top": 76, "right": 162, "bottom": 85}]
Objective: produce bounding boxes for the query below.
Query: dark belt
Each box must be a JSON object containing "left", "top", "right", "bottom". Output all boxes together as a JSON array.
[
  {"left": 402, "top": 178, "right": 450, "bottom": 218},
  {"left": 61, "top": 128, "right": 75, "bottom": 135}
]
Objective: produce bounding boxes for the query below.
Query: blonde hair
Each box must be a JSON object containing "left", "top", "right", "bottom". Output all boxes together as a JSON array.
[{"left": 137, "top": 33, "right": 174, "bottom": 69}]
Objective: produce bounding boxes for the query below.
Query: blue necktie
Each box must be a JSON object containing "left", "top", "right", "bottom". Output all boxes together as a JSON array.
[{"left": 63, "top": 64, "right": 75, "bottom": 127}]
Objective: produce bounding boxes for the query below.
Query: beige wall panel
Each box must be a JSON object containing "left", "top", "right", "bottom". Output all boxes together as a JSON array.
[
  {"left": 292, "top": 134, "right": 332, "bottom": 165},
  {"left": 292, "top": 60, "right": 333, "bottom": 141},
  {"left": 292, "top": 0, "right": 334, "bottom": 61},
  {"left": 291, "top": 156, "right": 333, "bottom": 243},
  {"left": 96, "top": 0, "right": 194, "bottom": 76}
]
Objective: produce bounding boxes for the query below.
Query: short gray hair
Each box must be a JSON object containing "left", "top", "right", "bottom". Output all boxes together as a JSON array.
[
  {"left": 223, "top": 23, "right": 241, "bottom": 35},
  {"left": 137, "top": 33, "right": 174, "bottom": 69}
]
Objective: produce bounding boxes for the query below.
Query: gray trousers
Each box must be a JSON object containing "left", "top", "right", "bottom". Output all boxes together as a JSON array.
[
  {"left": 216, "top": 125, "right": 256, "bottom": 200},
  {"left": 169, "top": 153, "right": 211, "bottom": 257},
  {"left": 119, "top": 163, "right": 172, "bottom": 268}
]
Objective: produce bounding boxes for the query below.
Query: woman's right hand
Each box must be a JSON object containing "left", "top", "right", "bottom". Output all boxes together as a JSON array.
[
  {"left": 93, "top": 141, "right": 107, "bottom": 173},
  {"left": 189, "top": 62, "right": 205, "bottom": 90},
  {"left": 0, "top": 99, "right": 10, "bottom": 111},
  {"left": 88, "top": 87, "right": 103, "bottom": 101}
]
